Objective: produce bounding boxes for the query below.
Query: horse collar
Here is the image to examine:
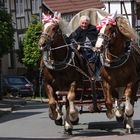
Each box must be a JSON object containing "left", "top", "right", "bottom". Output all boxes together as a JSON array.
[
  {"left": 42, "top": 46, "right": 74, "bottom": 71},
  {"left": 100, "top": 47, "right": 131, "bottom": 68}
]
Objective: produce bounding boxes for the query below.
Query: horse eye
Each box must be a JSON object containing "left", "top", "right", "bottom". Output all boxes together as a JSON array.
[
  {"left": 42, "top": 42, "right": 46, "bottom": 47},
  {"left": 110, "top": 27, "right": 115, "bottom": 34}
]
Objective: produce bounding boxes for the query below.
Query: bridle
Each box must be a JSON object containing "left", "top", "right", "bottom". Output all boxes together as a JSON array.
[
  {"left": 39, "top": 23, "right": 74, "bottom": 71},
  {"left": 39, "top": 25, "right": 60, "bottom": 51},
  {"left": 97, "top": 32, "right": 112, "bottom": 48},
  {"left": 39, "top": 22, "right": 92, "bottom": 79},
  {"left": 97, "top": 23, "right": 131, "bottom": 68}
]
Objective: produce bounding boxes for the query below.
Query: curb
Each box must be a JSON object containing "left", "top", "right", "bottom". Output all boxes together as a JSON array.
[
  {"left": 0, "top": 97, "right": 27, "bottom": 117},
  {"left": 0, "top": 108, "right": 12, "bottom": 117}
]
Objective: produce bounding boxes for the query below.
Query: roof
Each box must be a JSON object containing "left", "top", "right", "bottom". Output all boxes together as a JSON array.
[
  {"left": 103, "top": 0, "right": 139, "bottom": 2},
  {"left": 42, "top": 0, "right": 105, "bottom": 14}
]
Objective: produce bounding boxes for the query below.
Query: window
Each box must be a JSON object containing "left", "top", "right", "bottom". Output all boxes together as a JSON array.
[
  {"left": 138, "top": 31, "right": 140, "bottom": 46},
  {"left": 4, "top": 0, "right": 10, "bottom": 13},
  {"left": 16, "top": 0, "right": 24, "bottom": 17},
  {"left": 136, "top": 3, "right": 140, "bottom": 19},
  {"left": 4, "top": 0, "right": 7, "bottom": 7},
  {"left": 32, "top": 0, "right": 40, "bottom": 14},
  {"left": 0, "top": 0, "right": 4, "bottom": 7}
]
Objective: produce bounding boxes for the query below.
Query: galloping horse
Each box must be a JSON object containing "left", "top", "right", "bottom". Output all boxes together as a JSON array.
[
  {"left": 38, "top": 13, "right": 95, "bottom": 135},
  {"left": 95, "top": 12, "right": 140, "bottom": 133}
]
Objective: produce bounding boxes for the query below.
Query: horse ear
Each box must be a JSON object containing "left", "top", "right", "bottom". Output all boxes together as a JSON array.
[
  {"left": 110, "top": 11, "right": 117, "bottom": 20},
  {"left": 57, "top": 12, "right": 61, "bottom": 19},
  {"left": 97, "top": 11, "right": 104, "bottom": 21},
  {"left": 54, "top": 11, "right": 61, "bottom": 19}
]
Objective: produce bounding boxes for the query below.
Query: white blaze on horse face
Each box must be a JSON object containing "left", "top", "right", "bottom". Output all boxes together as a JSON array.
[
  {"left": 95, "top": 25, "right": 106, "bottom": 49},
  {"left": 43, "top": 22, "right": 52, "bottom": 31},
  {"left": 39, "top": 22, "right": 52, "bottom": 50}
]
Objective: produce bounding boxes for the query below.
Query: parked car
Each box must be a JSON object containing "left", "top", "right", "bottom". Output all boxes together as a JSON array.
[{"left": 2, "top": 75, "right": 34, "bottom": 97}]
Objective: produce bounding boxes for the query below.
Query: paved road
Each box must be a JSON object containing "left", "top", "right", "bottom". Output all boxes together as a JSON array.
[{"left": 0, "top": 99, "right": 140, "bottom": 140}]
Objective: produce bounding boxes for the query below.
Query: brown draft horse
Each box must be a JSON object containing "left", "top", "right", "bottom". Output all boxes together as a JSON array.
[
  {"left": 38, "top": 13, "right": 95, "bottom": 135},
  {"left": 95, "top": 11, "right": 140, "bottom": 133}
]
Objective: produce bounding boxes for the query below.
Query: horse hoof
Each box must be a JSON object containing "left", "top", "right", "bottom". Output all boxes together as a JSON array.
[
  {"left": 64, "top": 128, "right": 73, "bottom": 135},
  {"left": 126, "top": 128, "right": 134, "bottom": 134},
  {"left": 55, "top": 118, "right": 63, "bottom": 126},
  {"left": 71, "top": 117, "right": 79, "bottom": 125},
  {"left": 116, "top": 116, "right": 124, "bottom": 122},
  {"left": 49, "top": 113, "right": 54, "bottom": 120},
  {"left": 106, "top": 111, "right": 114, "bottom": 119}
]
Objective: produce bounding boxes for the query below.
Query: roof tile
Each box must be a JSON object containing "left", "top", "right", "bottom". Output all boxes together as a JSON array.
[{"left": 43, "top": 0, "right": 104, "bottom": 14}]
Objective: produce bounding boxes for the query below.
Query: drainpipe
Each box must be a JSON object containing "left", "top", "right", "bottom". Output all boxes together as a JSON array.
[{"left": 131, "top": 0, "right": 136, "bottom": 29}]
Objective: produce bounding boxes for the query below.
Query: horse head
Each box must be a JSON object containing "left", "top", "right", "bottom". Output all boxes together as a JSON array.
[
  {"left": 38, "top": 14, "right": 63, "bottom": 51},
  {"left": 38, "top": 12, "right": 73, "bottom": 70},
  {"left": 95, "top": 11, "right": 118, "bottom": 52}
]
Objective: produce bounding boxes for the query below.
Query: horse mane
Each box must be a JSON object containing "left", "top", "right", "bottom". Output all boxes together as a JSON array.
[
  {"left": 58, "top": 19, "right": 71, "bottom": 35},
  {"left": 116, "top": 16, "right": 139, "bottom": 41}
]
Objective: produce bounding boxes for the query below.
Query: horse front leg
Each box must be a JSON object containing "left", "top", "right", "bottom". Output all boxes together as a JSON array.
[
  {"left": 45, "top": 84, "right": 63, "bottom": 125},
  {"left": 114, "top": 98, "right": 124, "bottom": 122},
  {"left": 113, "top": 88, "right": 124, "bottom": 122},
  {"left": 123, "top": 95, "right": 134, "bottom": 134},
  {"left": 64, "top": 81, "right": 79, "bottom": 135},
  {"left": 102, "top": 82, "right": 114, "bottom": 119}
]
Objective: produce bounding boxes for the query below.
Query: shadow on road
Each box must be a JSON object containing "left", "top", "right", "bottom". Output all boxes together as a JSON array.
[
  {"left": 0, "top": 101, "right": 49, "bottom": 124},
  {"left": 0, "top": 138, "right": 67, "bottom": 140},
  {"left": 72, "top": 120, "right": 140, "bottom": 137},
  {"left": 20, "top": 101, "right": 49, "bottom": 110}
]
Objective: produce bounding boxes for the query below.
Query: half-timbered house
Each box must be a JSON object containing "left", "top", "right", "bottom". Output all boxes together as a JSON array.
[
  {"left": 42, "top": 0, "right": 105, "bottom": 22},
  {"left": 102, "top": 0, "right": 140, "bottom": 45},
  {"left": 1, "top": 0, "right": 42, "bottom": 75},
  {"left": 1, "top": 0, "right": 140, "bottom": 76}
]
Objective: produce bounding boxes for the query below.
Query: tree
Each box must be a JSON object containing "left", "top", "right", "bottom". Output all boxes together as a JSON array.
[
  {"left": 22, "top": 15, "right": 42, "bottom": 68},
  {"left": 21, "top": 15, "right": 42, "bottom": 97},
  {"left": 0, "top": 9, "right": 15, "bottom": 57},
  {"left": 0, "top": 9, "right": 15, "bottom": 99}
]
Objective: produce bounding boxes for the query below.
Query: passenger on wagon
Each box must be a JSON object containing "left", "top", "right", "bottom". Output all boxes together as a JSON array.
[{"left": 69, "top": 15, "right": 101, "bottom": 80}]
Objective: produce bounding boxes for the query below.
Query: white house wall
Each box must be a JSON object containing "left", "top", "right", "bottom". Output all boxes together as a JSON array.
[
  {"left": 10, "top": 0, "right": 15, "bottom": 10},
  {"left": 1, "top": 0, "right": 42, "bottom": 75},
  {"left": 103, "top": 1, "right": 132, "bottom": 25}
]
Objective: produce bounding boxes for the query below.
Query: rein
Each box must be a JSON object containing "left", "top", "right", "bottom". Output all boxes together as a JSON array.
[
  {"left": 42, "top": 41, "right": 93, "bottom": 80},
  {"left": 43, "top": 43, "right": 73, "bottom": 70},
  {"left": 98, "top": 26, "right": 132, "bottom": 68},
  {"left": 39, "top": 23, "right": 95, "bottom": 79},
  {"left": 100, "top": 46, "right": 131, "bottom": 68}
]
